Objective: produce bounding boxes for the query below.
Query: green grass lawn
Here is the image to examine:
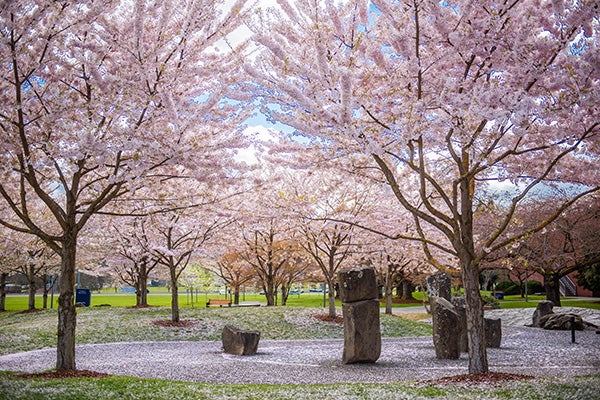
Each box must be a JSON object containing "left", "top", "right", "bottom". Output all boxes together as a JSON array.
[
  {"left": 4, "top": 289, "right": 600, "bottom": 311},
  {"left": 1, "top": 372, "right": 599, "bottom": 400}
]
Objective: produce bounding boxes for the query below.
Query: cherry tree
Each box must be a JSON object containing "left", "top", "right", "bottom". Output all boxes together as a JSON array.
[
  {"left": 239, "top": 218, "right": 302, "bottom": 306},
  {"left": 216, "top": 251, "right": 256, "bottom": 305},
  {"left": 505, "top": 196, "right": 600, "bottom": 305},
  {"left": 289, "top": 171, "right": 378, "bottom": 318},
  {"left": 244, "top": 0, "right": 599, "bottom": 374},
  {"left": 104, "top": 217, "right": 160, "bottom": 307},
  {"left": 0, "top": 0, "right": 249, "bottom": 370}
]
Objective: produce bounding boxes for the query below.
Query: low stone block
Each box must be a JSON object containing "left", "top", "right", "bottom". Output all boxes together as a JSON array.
[
  {"left": 431, "top": 296, "right": 461, "bottom": 359},
  {"left": 222, "top": 325, "right": 260, "bottom": 355},
  {"left": 485, "top": 318, "right": 502, "bottom": 348},
  {"left": 539, "top": 313, "right": 584, "bottom": 331},
  {"left": 342, "top": 299, "right": 381, "bottom": 364},
  {"left": 337, "top": 266, "right": 378, "bottom": 303}
]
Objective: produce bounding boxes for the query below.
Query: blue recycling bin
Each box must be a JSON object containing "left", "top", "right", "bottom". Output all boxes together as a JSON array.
[
  {"left": 492, "top": 291, "right": 504, "bottom": 300},
  {"left": 76, "top": 288, "right": 91, "bottom": 306}
]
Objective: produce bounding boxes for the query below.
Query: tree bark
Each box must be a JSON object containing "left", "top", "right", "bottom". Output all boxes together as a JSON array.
[
  {"left": 27, "top": 264, "right": 37, "bottom": 310},
  {"left": 139, "top": 262, "right": 149, "bottom": 307},
  {"left": 0, "top": 272, "right": 6, "bottom": 311},
  {"left": 462, "top": 259, "right": 488, "bottom": 374},
  {"left": 281, "top": 285, "right": 288, "bottom": 306},
  {"left": 401, "top": 280, "right": 415, "bottom": 300},
  {"left": 384, "top": 272, "right": 394, "bottom": 315},
  {"left": 545, "top": 273, "right": 561, "bottom": 306},
  {"left": 327, "top": 277, "right": 336, "bottom": 318},
  {"left": 233, "top": 285, "right": 240, "bottom": 305},
  {"left": 57, "top": 234, "right": 77, "bottom": 371},
  {"left": 169, "top": 265, "right": 180, "bottom": 322},
  {"left": 264, "top": 281, "right": 276, "bottom": 306},
  {"left": 42, "top": 274, "right": 51, "bottom": 309}
]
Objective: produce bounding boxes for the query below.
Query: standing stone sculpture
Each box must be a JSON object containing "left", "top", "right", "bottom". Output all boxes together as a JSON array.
[
  {"left": 426, "top": 272, "right": 452, "bottom": 301},
  {"left": 430, "top": 296, "right": 462, "bottom": 359},
  {"left": 451, "top": 297, "right": 468, "bottom": 353},
  {"left": 337, "top": 266, "right": 381, "bottom": 364},
  {"left": 484, "top": 318, "right": 502, "bottom": 348}
]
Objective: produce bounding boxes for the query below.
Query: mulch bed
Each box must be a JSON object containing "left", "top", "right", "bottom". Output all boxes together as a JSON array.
[
  {"left": 313, "top": 313, "right": 344, "bottom": 324},
  {"left": 152, "top": 319, "right": 198, "bottom": 328},
  {"left": 13, "top": 369, "right": 110, "bottom": 380},
  {"left": 15, "top": 308, "right": 45, "bottom": 315},
  {"left": 424, "top": 372, "right": 535, "bottom": 386}
]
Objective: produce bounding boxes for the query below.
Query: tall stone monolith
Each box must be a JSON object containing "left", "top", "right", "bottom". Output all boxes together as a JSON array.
[
  {"left": 337, "top": 266, "right": 381, "bottom": 364},
  {"left": 430, "top": 296, "right": 462, "bottom": 359}
]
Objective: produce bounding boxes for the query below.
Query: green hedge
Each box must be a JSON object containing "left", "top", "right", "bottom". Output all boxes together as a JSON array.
[{"left": 495, "top": 280, "right": 544, "bottom": 296}]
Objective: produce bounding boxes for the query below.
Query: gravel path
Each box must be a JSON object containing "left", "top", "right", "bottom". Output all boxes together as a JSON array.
[{"left": 1, "top": 308, "right": 599, "bottom": 384}]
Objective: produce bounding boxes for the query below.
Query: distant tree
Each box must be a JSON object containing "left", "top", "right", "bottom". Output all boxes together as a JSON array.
[{"left": 216, "top": 252, "right": 255, "bottom": 305}]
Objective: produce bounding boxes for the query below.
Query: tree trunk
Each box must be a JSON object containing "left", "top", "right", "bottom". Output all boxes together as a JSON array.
[
  {"left": 42, "top": 274, "right": 50, "bottom": 309},
  {"left": 384, "top": 274, "right": 394, "bottom": 315},
  {"left": 135, "top": 281, "right": 142, "bottom": 307},
  {"left": 264, "top": 281, "right": 276, "bottom": 306},
  {"left": 170, "top": 266, "right": 180, "bottom": 322},
  {"left": 401, "top": 280, "right": 415, "bottom": 300},
  {"left": 327, "top": 278, "right": 336, "bottom": 318},
  {"left": 27, "top": 264, "right": 37, "bottom": 310},
  {"left": 462, "top": 260, "right": 488, "bottom": 374},
  {"left": 139, "top": 262, "right": 149, "bottom": 307},
  {"left": 545, "top": 273, "right": 561, "bottom": 306},
  {"left": 0, "top": 272, "right": 6, "bottom": 311},
  {"left": 385, "top": 291, "right": 393, "bottom": 315},
  {"left": 57, "top": 234, "right": 77, "bottom": 371},
  {"left": 233, "top": 285, "right": 240, "bottom": 305},
  {"left": 281, "top": 285, "right": 288, "bottom": 306}
]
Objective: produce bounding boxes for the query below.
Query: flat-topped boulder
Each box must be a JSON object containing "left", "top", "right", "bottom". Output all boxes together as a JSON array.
[{"left": 221, "top": 325, "right": 260, "bottom": 356}]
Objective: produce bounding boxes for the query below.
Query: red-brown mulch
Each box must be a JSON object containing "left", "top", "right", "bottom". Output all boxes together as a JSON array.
[
  {"left": 15, "top": 308, "right": 44, "bottom": 315},
  {"left": 152, "top": 319, "right": 198, "bottom": 328},
  {"left": 13, "top": 369, "right": 110, "bottom": 380},
  {"left": 424, "top": 372, "right": 535, "bottom": 386},
  {"left": 313, "top": 314, "right": 344, "bottom": 324}
]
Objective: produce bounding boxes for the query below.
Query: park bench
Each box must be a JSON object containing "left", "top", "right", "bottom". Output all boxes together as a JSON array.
[{"left": 206, "top": 299, "right": 231, "bottom": 308}]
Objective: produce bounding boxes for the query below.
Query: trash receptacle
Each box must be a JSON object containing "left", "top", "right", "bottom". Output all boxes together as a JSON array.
[
  {"left": 492, "top": 291, "right": 504, "bottom": 300},
  {"left": 76, "top": 288, "right": 91, "bottom": 306}
]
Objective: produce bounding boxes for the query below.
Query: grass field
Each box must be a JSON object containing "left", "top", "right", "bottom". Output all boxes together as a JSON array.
[
  {"left": 4, "top": 288, "right": 599, "bottom": 311},
  {"left": 1, "top": 372, "right": 599, "bottom": 400}
]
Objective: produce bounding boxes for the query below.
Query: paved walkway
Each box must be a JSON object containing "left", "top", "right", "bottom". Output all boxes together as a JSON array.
[{"left": 1, "top": 325, "right": 598, "bottom": 383}]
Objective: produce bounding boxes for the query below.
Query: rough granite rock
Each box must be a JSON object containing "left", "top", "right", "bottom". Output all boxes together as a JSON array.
[
  {"left": 532, "top": 300, "right": 555, "bottom": 327},
  {"left": 485, "top": 318, "right": 502, "bottom": 348},
  {"left": 337, "top": 266, "right": 378, "bottom": 303},
  {"left": 431, "top": 296, "right": 462, "bottom": 359},
  {"left": 451, "top": 297, "right": 468, "bottom": 352},
  {"left": 221, "top": 325, "right": 260, "bottom": 356},
  {"left": 539, "top": 313, "right": 585, "bottom": 331},
  {"left": 341, "top": 299, "right": 381, "bottom": 364},
  {"left": 426, "top": 273, "right": 452, "bottom": 301}
]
